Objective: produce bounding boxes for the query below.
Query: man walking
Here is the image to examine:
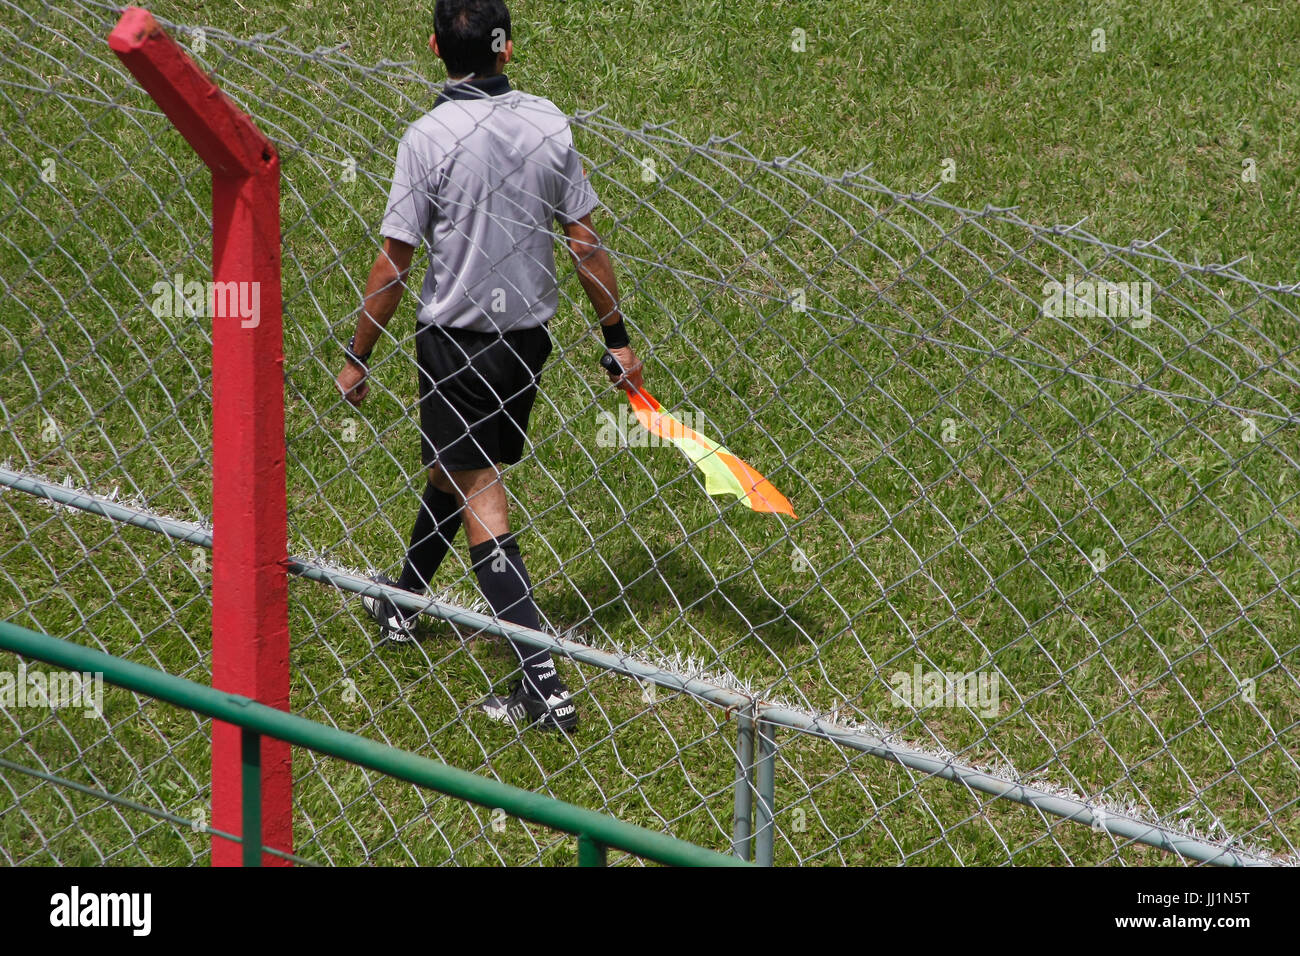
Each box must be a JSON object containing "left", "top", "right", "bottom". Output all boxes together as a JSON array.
[{"left": 336, "top": 0, "right": 642, "bottom": 732}]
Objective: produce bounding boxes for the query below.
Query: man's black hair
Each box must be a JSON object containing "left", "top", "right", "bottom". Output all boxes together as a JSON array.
[{"left": 434, "top": 0, "right": 512, "bottom": 78}]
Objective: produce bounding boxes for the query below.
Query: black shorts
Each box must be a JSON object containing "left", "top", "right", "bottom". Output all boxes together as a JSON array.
[{"left": 415, "top": 322, "right": 553, "bottom": 473}]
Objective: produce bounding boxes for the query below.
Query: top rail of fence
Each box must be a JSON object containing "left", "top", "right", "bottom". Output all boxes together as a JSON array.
[{"left": 0, "top": 618, "right": 748, "bottom": 867}]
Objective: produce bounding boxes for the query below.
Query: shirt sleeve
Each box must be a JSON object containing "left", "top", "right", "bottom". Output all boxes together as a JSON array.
[
  {"left": 379, "top": 128, "right": 434, "bottom": 247},
  {"left": 553, "top": 124, "right": 599, "bottom": 225}
]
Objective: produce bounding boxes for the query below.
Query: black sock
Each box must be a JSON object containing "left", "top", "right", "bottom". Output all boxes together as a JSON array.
[
  {"left": 469, "top": 533, "right": 562, "bottom": 699},
  {"left": 397, "top": 482, "right": 463, "bottom": 594}
]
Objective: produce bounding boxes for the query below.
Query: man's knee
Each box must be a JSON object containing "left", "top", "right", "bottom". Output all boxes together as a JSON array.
[
  {"left": 427, "top": 466, "right": 455, "bottom": 494},
  {"left": 448, "top": 465, "right": 502, "bottom": 498},
  {"left": 446, "top": 465, "right": 509, "bottom": 538}
]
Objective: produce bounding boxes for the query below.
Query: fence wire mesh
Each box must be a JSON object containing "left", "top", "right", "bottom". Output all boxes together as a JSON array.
[{"left": 2, "top": 0, "right": 1297, "bottom": 865}]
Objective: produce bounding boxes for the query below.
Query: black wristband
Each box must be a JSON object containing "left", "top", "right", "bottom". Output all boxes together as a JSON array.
[
  {"left": 345, "top": 335, "right": 372, "bottom": 369},
  {"left": 600, "top": 318, "right": 630, "bottom": 350}
]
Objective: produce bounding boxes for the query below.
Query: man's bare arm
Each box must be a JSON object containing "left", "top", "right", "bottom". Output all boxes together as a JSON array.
[
  {"left": 562, "top": 213, "right": 620, "bottom": 325},
  {"left": 354, "top": 237, "right": 415, "bottom": 355},
  {"left": 337, "top": 237, "right": 415, "bottom": 406},
  {"left": 561, "top": 214, "right": 643, "bottom": 391}
]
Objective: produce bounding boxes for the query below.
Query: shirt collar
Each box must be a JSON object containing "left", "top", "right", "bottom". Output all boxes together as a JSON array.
[{"left": 434, "top": 73, "right": 512, "bottom": 107}]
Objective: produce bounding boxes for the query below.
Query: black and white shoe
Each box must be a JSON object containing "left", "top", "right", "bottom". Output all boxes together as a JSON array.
[
  {"left": 361, "top": 575, "right": 419, "bottom": 644},
  {"left": 479, "top": 681, "right": 578, "bottom": 732}
]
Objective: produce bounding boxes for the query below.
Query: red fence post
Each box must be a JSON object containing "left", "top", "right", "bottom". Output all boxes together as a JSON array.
[{"left": 109, "top": 6, "right": 291, "bottom": 866}]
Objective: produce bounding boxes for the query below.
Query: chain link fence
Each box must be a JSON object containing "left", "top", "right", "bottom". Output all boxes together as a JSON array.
[{"left": 2, "top": 0, "right": 1297, "bottom": 865}]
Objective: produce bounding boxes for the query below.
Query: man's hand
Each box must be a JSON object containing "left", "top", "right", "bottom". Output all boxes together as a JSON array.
[
  {"left": 336, "top": 237, "right": 414, "bottom": 408},
  {"left": 606, "top": 344, "right": 644, "bottom": 394},
  {"left": 562, "top": 216, "right": 642, "bottom": 392},
  {"left": 337, "top": 362, "right": 369, "bottom": 406}
]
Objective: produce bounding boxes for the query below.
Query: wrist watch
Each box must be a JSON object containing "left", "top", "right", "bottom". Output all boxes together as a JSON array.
[{"left": 345, "top": 335, "right": 372, "bottom": 369}]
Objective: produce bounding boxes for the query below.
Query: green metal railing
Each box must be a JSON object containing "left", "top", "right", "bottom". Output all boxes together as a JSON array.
[{"left": 0, "top": 619, "right": 748, "bottom": 867}]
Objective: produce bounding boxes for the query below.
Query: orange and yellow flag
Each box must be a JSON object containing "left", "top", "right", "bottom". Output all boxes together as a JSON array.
[{"left": 622, "top": 386, "right": 795, "bottom": 517}]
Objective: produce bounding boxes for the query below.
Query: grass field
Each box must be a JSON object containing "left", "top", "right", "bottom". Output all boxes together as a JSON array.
[{"left": 2, "top": 0, "right": 1298, "bottom": 865}]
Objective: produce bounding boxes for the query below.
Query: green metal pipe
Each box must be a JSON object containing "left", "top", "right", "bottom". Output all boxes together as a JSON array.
[
  {"left": 731, "top": 706, "right": 754, "bottom": 861},
  {"left": 241, "top": 728, "right": 262, "bottom": 867},
  {"left": 755, "top": 720, "right": 776, "bottom": 866},
  {"left": 577, "top": 834, "right": 607, "bottom": 867},
  {"left": 0, "top": 619, "right": 746, "bottom": 867}
]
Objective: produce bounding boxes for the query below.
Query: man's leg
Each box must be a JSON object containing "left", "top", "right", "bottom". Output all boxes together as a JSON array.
[
  {"left": 449, "top": 465, "right": 568, "bottom": 708},
  {"left": 447, "top": 464, "right": 509, "bottom": 549},
  {"left": 396, "top": 465, "right": 463, "bottom": 593},
  {"left": 363, "top": 466, "right": 464, "bottom": 642}
]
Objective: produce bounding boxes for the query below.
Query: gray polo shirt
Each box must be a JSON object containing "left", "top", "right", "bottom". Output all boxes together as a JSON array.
[{"left": 380, "top": 74, "right": 599, "bottom": 333}]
